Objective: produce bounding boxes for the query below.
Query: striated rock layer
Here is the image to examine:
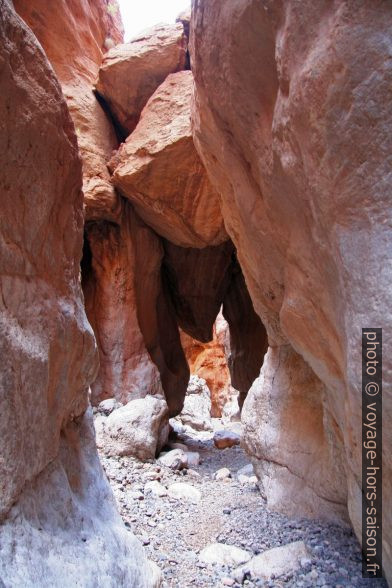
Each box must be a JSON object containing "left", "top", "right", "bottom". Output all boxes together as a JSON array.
[
  {"left": 14, "top": 0, "right": 124, "bottom": 222},
  {"left": 191, "top": 0, "right": 392, "bottom": 579},
  {"left": 0, "top": 2, "right": 159, "bottom": 584}
]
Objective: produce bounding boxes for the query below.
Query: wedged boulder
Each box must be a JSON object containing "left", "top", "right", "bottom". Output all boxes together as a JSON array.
[
  {"left": 131, "top": 212, "right": 190, "bottom": 417},
  {"left": 95, "top": 395, "right": 169, "bottom": 460},
  {"left": 191, "top": 0, "right": 392, "bottom": 576},
  {"left": 83, "top": 204, "right": 163, "bottom": 405},
  {"left": 111, "top": 71, "right": 227, "bottom": 248},
  {"left": 14, "top": 0, "right": 124, "bottom": 222},
  {"left": 163, "top": 240, "right": 234, "bottom": 341},
  {"left": 96, "top": 23, "right": 187, "bottom": 134}
]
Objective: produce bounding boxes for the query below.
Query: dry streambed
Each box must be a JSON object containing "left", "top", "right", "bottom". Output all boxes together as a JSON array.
[{"left": 96, "top": 422, "right": 386, "bottom": 588}]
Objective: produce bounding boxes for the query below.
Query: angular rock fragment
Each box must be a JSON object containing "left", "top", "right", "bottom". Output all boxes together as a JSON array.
[
  {"left": 96, "top": 23, "right": 187, "bottom": 134},
  {"left": 111, "top": 71, "right": 227, "bottom": 248}
]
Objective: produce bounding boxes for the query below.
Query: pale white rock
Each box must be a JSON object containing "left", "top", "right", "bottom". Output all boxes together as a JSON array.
[
  {"left": 237, "top": 464, "right": 254, "bottom": 478},
  {"left": 176, "top": 375, "right": 213, "bottom": 432},
  {"left": 186, "top": 451, "right": 200, "bottom": 468},
  {"left": 95, "top": 395, "right": 168, "bottom": 460},
  {"left": 0, "top": 410, "right": 157, "bottom": 587},
  {"left": 221, "top": 396, "right": 241, "bottom": 424},
  {"left": 144, "top": 481, "right": 167, "bottom": 498},
  {"left": 158, "top": 449, "right": 188, "bottom": 470},
  {"left": 168, "top": 483, "right": 201, "bottom": 504},
  {"left": 213, "top": 430, "right": 240, "bottom": 450},
  {"left": 199, "top": 543, "right": 251, "bottom": 567},
  {"left": 237, "top": 474, "right": 250, "bottom": 485},
  {"left": 97, "top": 397, "right": 122, "bottom": 416},
  {"left": 215, "top": 468, "right": 231, "bottom": 481},
  {"left": 235, "top": 541, "right": 310, "bottom": 581}
]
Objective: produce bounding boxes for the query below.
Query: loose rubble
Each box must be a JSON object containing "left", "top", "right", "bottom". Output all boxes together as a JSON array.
[{"left": 96, "top": 414, "right": 387, "bottom": 588}]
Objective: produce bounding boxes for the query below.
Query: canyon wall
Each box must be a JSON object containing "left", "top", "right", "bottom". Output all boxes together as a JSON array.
[
  {"left": 0, "top": 1, "right": 159, "bottom": 584},
  {"left": 191, "top": 0, "right": 392, "bottom": 580}
]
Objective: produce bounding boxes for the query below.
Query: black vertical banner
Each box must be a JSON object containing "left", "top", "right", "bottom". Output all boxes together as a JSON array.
[{"left": 362, "top": 328, "right": 382, "bottom": 578}]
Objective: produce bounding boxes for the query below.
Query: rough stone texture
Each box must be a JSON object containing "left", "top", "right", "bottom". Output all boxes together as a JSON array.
[
  {"left": 0, "top": 0, "right": 97, "bottom": 520},
  {"left": 242, "top": 346, "right": 348, "bottom": 523},
  {"left": 191, "top": 0, "right": 392, "bottom": 577},
  {"left": 180, "top": 314, "right": 235, "bottom": 417},
  {"left": 199, "top": 543, "right": 251, "bottom": 567},
  {"left": 96, "top": 23, "right": 187, "bottom": 135},
  {"left": 0, "top": 411, "right": 160, "bottom": 587},
  {"left": 163, "top": 240, "right": 234, "bottom": 342},
  {"left": 0, "top": 3, "right": 155, "bottom": 584},
  {"left": 131, "top": 212, "right": 190, "bottom": 417},
  {"left": 235, "top": 540, "right": 309, "bottom": 582},
  {"left": 14, "top": 0, "right": 124, "bottom": 222},
  {"left": 111, "top": 71, "right": 227, "bottom": 248},
  {"left": 82, "top": 204, "right": 163, "bottom": 405},
  {"left": 223, "top": 257, "right": 268, "bottom": 408},
  {"left": 95, "top": 396, "right": 169, "bottom": 460},
  {"left": 175, "top": 375, "right": 212, "bottom": 432}
]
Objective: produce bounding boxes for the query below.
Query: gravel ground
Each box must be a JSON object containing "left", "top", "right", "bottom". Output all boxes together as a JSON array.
[{"left": 97, "top": 424, "right": 387, "bottom": 588}]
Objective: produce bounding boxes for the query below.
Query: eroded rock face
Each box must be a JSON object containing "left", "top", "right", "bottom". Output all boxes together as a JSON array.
[
  {"left": 83, "top": 204, "right": 163, "bottom": 405},
  {"left": 222, "top": 258, "right": 268, "bottom": 408},
  {"left": 191, "top": 0, "right": 392, "bottom": 573},
  {"left": 96, "top": 23, "right": 187, "bottom": 134},
  {"left": 14, "top": 0, "right": 124, "bottom": 222},
  {"left": 0, "top": 0, "right": 96, "bottom": 521},
  {"left": 181, "top": 315, "right": 235, "bottom": 418},
  {"left": 163, "top": 240, "right": 234, "bottom": 341},
  {"left": 242, "top": 346, "right": 348, "bottom": 523},
  {"left": 131, "top": 213, "right": 190, "bottom": 417},
  {"left": 0, "top": 2, "right": 155, "bottom": 584},
  {"left": 111, "top": 70, "right": 227, "bottom": 248}
]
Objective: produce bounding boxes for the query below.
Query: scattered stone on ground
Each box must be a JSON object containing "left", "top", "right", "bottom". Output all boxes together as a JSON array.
[
  {"left": 214, "top": 429, "right": 241, "bottom": 449},
  {"left": 96, "top": 417, "right": 387, "bottom": 588}
]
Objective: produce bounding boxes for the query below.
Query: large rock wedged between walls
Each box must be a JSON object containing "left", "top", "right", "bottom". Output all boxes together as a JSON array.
[
  {"left": 14, "top": 0, "right": 124, "bottom": 222},
  {"left": 111, "top": 70, "right": 227, "bottom": 248},
  {"left": 0, "top": 3, "right": 159, "bottom": 585},
  {"left": 191, "top": 0, "right": 392, "bottom": 576},
  {"left": 83, "top": 205, "right": 164, "bottom": 406},
  {"left": 96, "top": 23, "right": 188, "bottom": 135}
]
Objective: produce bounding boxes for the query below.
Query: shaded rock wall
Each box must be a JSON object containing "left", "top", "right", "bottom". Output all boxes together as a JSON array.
[
  {"left": 191, "top": 0, "right": 392, "bottom": 576},
  {"left": 0, "top": 1, "right": 157, "bottom": 584}
]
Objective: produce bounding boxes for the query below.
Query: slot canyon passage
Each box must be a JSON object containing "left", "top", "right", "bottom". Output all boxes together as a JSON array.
[{"left": 0, "top": 0, "right": 391, "bottom": 586}]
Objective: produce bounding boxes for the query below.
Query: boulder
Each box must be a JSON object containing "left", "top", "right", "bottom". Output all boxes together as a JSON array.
[
  {"left": 167, "top": 483, "right": 201, "bottom": 504},
  {"left": 199, "top": 543, "right": 251, "bottom": 567},
  {"left": 158, "top": 449, "right": 188, "bottom": 471},
  {"left": 97, "top": 398, "right": 122, "bottom": 416},
  {"left": 111, "top": 71, "right": 227, "bottom": 248},
  {"left": 235, "top": 541, "right": 309, "bottom": 582},
  {"left": 176, "top": 375, "right": 213, "bottom": 432},
  {"left": 144, "top": 481, "right": 167, "bottom": 498},
  {"left": 96, "top": 396, "right": 169, "bottom": 460},
  {"left": 215, "top": 468, "right": 231, "bottom": 481},
  {"left": 213, "top": 430, "right": 241, "bottom": 450},
  {"left": 96, "top": 23, "right": 187, "bottom": 134}
]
